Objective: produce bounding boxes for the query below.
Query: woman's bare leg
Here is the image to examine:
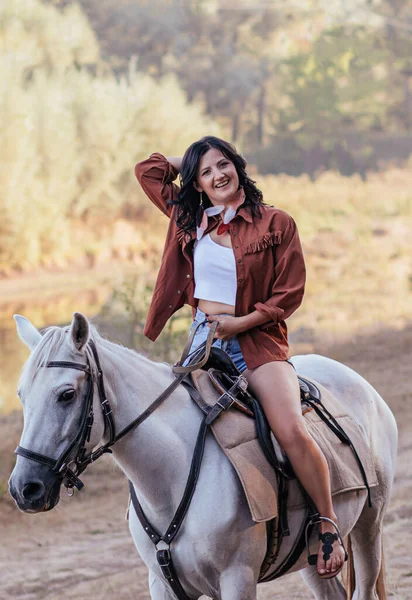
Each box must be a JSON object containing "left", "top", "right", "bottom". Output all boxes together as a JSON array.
[{"left": 244, "top": 361, "right": 346, "bottom": 576}]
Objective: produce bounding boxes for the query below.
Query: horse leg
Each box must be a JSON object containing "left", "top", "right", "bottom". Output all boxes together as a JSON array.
[
  {"left": 299, "top": 565, "right": 347, "bottom": 600},
  {"left": 348, "top": 499, "right": 386, "bottom": 600},
  {"left": 218, "top": 566, "right": 257, "bottom": 600},
  {"left": 148, "top": 569, "right": 183, "bottom": 600}
]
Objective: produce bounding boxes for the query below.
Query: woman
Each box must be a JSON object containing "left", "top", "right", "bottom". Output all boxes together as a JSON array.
[{"left": 135, "top": 136, "right": 346, "bottom": 578}]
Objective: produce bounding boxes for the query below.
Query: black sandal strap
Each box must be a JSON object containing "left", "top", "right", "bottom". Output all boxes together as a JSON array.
[
  {"left": 319, "top": 531, "right": 338, "bottom": 562},
  {"left": 305, "top": 516, "right": 348, "bottom": 566}
]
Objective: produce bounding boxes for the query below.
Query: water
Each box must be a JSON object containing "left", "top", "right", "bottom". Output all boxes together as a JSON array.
[{"left": 0, "top": 285, "right": 111, "bottom": 414}]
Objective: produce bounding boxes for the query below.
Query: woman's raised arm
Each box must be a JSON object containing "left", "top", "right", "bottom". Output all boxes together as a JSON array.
[
  {"left": 134, "top": 153, "right": 181, "bottom": 217},
  {"left": 165, "top": 156, "right": 183, "bottom": 172}
]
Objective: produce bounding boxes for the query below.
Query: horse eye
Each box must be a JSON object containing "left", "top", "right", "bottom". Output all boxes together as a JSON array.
[{"left": 59, "top": 389, "right": 75, "bottom": 402}]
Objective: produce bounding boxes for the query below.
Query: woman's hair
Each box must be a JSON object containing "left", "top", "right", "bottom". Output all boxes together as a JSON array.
[{"left": 171, "top": 136, "right": 264, "bottom": 233}]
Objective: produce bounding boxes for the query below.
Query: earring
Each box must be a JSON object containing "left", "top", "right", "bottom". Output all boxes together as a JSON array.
[{"left": 196, "top": 191, "right": 204, "bottom": 228}]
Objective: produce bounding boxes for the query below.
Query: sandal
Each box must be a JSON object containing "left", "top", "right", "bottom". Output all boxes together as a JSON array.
[{"left": 305, "top": 515, "right": 348, "bottom": 579}]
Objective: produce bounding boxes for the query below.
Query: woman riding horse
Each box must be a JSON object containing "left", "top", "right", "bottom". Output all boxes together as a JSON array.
[{"left": 135, "top": 135, "right": 346, "bottom": 579}]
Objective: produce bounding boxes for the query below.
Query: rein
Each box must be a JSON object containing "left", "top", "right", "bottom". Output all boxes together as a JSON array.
[{"left": 15, "top": 322, "right": 218, "bottom": 494}]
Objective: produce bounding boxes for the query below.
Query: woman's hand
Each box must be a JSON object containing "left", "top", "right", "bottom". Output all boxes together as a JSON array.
[
  {"left": 206, "top": 314, "right": 245, "bottom": 341},
  {"left": 166, "top": 156, "right": 183, "bottom": 172}
]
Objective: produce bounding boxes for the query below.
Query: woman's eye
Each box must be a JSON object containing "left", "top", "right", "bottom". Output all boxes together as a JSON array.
[{"left": 59, "top": 389, "right": 75, "bottom": 402}]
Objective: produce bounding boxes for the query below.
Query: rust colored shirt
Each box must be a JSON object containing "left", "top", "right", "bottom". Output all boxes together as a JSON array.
[{"left": 134, "top": 153, "right": 306, "bottom": 369}]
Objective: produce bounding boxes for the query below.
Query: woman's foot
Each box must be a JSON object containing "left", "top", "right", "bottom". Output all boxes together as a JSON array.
[{"left": 317, "top": 517, "right": 346, "bottom": 577}]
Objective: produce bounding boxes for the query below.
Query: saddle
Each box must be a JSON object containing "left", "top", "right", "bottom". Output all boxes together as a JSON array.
[{"left": 179, "top": 341, "right": 378, "bottom": 581}]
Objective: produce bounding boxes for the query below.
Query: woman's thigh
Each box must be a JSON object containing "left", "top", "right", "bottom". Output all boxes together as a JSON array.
[{"left": 244, "top": 361, "right": 303, "bottom": 438}]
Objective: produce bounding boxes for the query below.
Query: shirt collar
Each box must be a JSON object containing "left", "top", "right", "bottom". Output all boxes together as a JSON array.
[
  {"left": 182, "top": 205, "right": 253, "bottom": 248},
  {"left": 236, "top": 205, "right": 254, "bottom": 224}
]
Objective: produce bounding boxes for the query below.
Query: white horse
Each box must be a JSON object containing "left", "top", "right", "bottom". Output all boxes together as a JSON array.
[{"left": 9, "top": 313, "right": 397, "bottom": 600}]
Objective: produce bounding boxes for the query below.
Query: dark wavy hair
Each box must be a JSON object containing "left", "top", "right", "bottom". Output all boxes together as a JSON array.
[{"left": 170, "top": 136, "right": 264, "bottom": 233}]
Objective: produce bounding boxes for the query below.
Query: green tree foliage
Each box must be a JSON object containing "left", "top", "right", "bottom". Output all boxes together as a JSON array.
[
  {"left": 278, "top": 26, "right": 388, "bottom": 138},
  {"left": 76, "top": 0, "right": 412, "bottom": 173}
]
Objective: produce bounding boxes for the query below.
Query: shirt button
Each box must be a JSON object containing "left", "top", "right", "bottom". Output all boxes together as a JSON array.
[
  {"left": 232, "top": 232, "right": 237, "bottom": 237},
  {"left": 168, "top": 304, "right": 173, "bottom": 309},
  {"left": 238, "top": 259, "right": 242, "bottom": 263},
  {"left": 186, "top": 274, "right": 190, "bottom": 278},
  {"left": 177, "top": 290, "right": 181, "bottom": 294},
  {"left": 238, "top": 278, "right": 243, "bottom": 283},
  {"left": 235, "top": 245, "right": 239, "bottom": 249}
]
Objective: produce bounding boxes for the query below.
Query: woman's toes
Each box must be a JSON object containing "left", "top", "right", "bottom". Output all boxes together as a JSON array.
[{"left": 328, "top": 558, "right": 334, "bottom": 573}]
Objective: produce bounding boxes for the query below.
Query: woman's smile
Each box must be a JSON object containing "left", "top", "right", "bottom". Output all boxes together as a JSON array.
[{"left": 215, "top": 179, "right": 229, "bottom": 188}]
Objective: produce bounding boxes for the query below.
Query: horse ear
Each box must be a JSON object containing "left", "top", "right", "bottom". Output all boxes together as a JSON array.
[
  {"left": 70, "top": 312, "right": 90, "bottom": 351},
  {"left": 14, "top": 315, "right": 42, "bottom": 351}
]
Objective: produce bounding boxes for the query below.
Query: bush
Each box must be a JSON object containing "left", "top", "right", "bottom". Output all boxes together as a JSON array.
[{"left": 0, "top": 0, "right": 221, "bottom": 270}]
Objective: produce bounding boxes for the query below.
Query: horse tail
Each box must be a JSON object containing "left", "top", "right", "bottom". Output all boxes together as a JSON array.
[
  {"left": 376, "top": 536, "right": 387, "bottom": 600},
  {"left": 345, "top": 535, "right": 355, "bottom": 600}
]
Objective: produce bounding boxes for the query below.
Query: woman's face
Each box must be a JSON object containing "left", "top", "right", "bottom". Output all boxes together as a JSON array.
[{"left": 194, "top": 148, "right": 240, "bottom": 206}]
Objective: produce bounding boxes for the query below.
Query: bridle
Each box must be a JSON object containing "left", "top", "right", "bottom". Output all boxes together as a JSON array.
[
  {"left": 15, "top": 340, "right": 117, "bottom": 493},
  {"left": 15, "top": 323, "right": 218, "bottom": 494}
]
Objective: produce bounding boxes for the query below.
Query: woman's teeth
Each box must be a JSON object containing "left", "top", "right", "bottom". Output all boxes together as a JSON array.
[{"left": 216, "top": 180, "right": 229, "bottom": 188}]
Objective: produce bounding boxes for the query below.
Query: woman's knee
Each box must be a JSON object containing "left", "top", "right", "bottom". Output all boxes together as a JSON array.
[{"left": 275, "top": 418, "right": 311, "bottom": 452}]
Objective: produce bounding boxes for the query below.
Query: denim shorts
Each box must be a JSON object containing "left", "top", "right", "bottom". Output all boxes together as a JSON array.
[
  {"left": 187, "top": 307, "right": 295, "bottom": 373},
  {"left": 188, "top": 308, "right": 247, "bottom": 373}
]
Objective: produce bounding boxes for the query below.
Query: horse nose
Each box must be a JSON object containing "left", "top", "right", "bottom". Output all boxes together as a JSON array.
[{"left": 22, "top": 481, "right": 46, "bottom": 502}]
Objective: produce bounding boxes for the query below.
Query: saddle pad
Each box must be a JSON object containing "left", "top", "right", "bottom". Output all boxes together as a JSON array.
[
  {"left": 287, "top": 375, "right": 378, "bottom": 509},
  {"left": 191, "top": 371, "right": 378, "bottom": 523}
]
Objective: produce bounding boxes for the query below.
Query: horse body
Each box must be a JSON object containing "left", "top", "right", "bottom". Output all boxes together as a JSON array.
[{"left": 9, "top": 314, "right": 397, "bottom": 600}]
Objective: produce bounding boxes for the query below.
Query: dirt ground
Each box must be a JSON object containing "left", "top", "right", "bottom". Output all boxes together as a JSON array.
[{"left": 1, "top": 324, "right": 411, "bottom": 600}]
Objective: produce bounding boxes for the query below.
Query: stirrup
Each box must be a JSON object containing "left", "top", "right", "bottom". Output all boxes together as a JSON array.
[{"left": 305, "top": 515, "right": 348, "bottom": 573}]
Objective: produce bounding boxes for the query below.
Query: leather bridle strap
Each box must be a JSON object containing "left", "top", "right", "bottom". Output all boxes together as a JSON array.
[
  {"left": 15, "top": 447, "right": 56, "bottom": 469},
  {"left": 88, "top": 340, "right": 116, "bottom": 446},
  {"left": 113, "top": 372, "right": 187, "bottom": 443}
]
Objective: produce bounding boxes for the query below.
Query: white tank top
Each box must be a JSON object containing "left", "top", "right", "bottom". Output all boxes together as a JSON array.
[{"left": 193, "top": 234, "right": 237, "bottom": 306}]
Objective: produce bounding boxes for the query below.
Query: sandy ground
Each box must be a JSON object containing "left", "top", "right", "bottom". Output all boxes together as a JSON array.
[{"left": 1, "top": 325, "right": 411, "bottom": 600}]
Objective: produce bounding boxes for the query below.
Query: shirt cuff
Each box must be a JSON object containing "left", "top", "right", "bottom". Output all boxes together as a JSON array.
[
  {"left": 254, "top": 302, "right": 284, "bottom": 327},
  {"left": 146, "top": 153, "right": 179, "bottom": 184}
]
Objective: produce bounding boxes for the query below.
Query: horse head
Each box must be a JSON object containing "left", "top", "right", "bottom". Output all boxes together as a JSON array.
[{"left": 9, "top": 313, "right": 106, "bottom": 513}]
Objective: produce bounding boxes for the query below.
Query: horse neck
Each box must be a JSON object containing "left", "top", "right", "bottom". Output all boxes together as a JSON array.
[{"left": 94, "top": 338, "right": 201, "bottom": 528}]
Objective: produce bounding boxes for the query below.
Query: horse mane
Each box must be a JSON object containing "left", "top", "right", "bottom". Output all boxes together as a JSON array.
[
  {"left": 18, "top": 322, "right": 171, "bottom": 392},
  {"left": 18, "top": 324, "right": 100, "bottom": 391}
]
